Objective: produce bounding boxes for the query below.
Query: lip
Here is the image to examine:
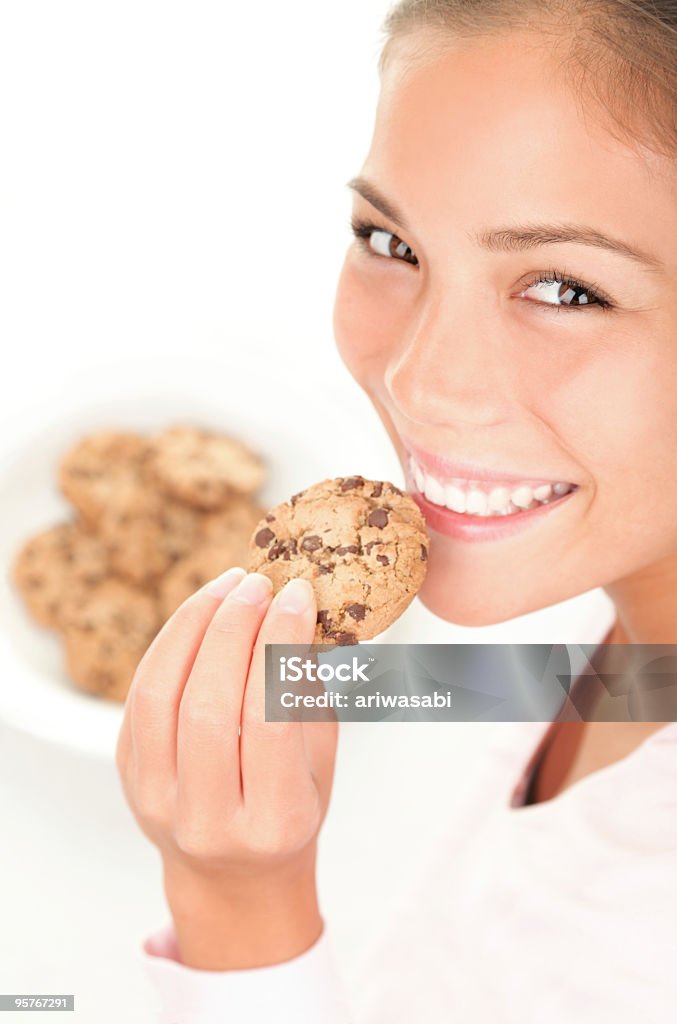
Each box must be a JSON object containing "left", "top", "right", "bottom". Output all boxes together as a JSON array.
[
  {"left": 408, "top": 470, "right": 578, "bottom": 543},
  {"left": 404, "top": 438, "right": 574, "bottom": 487}
]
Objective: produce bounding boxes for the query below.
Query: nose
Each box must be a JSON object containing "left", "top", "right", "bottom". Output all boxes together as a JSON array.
[{"left": 384, "top": 294, "right": 516, "bottom": 428}]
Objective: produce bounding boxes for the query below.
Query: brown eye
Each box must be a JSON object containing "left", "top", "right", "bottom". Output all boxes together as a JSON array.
[
  {"left": 528, "top": 280, "right": 595, "bottom": 306},
  {"left": 351, "top": 220, "right": 419, "bottom": 267},
  {"left": 517, "top": 274, "right": 610, "bottom": 310}
]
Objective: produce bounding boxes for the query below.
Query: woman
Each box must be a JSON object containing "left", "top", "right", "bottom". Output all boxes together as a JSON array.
[{"left": 116, "top": 1, "right": 677, "bottom": 1020}]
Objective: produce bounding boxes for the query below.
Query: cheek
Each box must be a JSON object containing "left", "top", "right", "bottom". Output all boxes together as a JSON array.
[
  {"left": 596, "top": 349, "right": 677, "bottom": 515},
  {"left": 544, "top": 335, "right": 677, "bottom": 557},
  {"left": 564, "top": 341, "right": 677, "bottom": 491},
  {"left": 332, "top": 255, "right": 399, "bottom": 385}
]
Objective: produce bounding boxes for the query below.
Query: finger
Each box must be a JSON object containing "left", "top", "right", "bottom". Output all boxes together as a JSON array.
[
  {"left": 176, "top": 572, "right": 274, "bottom": 824},
  {"left": 115, "top": 700, "right": 133, "bottom": 781},
  {"left": 129, "top": 566, "right": 246, "bottom": 799},
  {"left": 240, "top": 578, "right": 320, "bottom": 816},
  {"left": 301, "top": 718, "right": 339, "bottom": 816}
]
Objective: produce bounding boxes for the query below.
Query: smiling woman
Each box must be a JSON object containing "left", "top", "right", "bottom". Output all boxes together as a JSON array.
[
  {"left": 334, "top": 4, "right": 676, "bottom": 634},
  {"left": 129, "top": 3, "right": 677, "bottom": 1022}
]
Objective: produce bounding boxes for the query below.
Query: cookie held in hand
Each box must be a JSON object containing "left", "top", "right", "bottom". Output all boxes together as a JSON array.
[{"left": 247, "top": 476, "right": 429, "bottom": 645}]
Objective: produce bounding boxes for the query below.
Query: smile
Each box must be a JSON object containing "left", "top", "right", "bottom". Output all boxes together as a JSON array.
[
  {"left": 406, "top": 453, "right": 579, "bottom": 543},
  {"left": 408, "top": 454, "right": 576, "bottom": 517}
]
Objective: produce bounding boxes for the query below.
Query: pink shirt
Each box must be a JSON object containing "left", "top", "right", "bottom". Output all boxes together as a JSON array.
[{"left": 139, "top": 658, "right": 677, "bottom": 1022}]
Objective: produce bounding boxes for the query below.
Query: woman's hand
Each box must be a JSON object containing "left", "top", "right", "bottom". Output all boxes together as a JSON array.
[{"left": 115, "top": 567, "right": 338, "bottom": 970}]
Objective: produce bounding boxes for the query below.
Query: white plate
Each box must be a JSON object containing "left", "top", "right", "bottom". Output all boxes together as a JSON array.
[{"left": 0, "top": 367, "right": 404, "bottom": 759}]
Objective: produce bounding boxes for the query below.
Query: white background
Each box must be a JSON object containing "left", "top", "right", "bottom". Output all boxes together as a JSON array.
[{"left": 0, "top": 3, "right": 613, "bottom": 1021}]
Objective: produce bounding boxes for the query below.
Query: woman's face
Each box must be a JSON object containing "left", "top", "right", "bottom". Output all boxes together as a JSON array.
[{"left": 333, "top": 29, "right": 677, "bottom": 627}]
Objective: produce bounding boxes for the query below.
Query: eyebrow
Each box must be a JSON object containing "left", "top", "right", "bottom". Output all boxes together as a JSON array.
[{"left": 346, "top": 175, "right": 663, "bottom": 271}]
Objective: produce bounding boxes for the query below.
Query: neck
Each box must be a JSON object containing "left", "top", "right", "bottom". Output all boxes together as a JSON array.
[{"left": 604, "top": 552, "right": 677, "bottom": 644}]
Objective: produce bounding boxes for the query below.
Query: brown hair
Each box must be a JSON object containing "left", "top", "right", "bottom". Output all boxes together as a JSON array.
[{"left": 377, "top": 0, "right": 677, "bottom": 158}]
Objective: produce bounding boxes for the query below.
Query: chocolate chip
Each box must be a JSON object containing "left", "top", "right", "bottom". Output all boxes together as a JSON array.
[
  {"left": 370, "top": 482, "right": 383, "bottom": 497},
  {"left": 340, "top": 476, "right": 364, "bottom": 491},
  {"left": 317, "top": 609, "right": 334, "bottom": 629},
  {"left": 346, "top": 603, "right": 366, "bottom": 622},
  {"left": 376, "top": 554, "right": 390, "bottom": 565},
  {"left": 301, "top": 535, "right": 323, "bottom": 552},
  {"left": 421, "top": 544, "right": 428, "bottom": 561},
  {"left": 317, "top": 562, "right": 334, "bottom": 574},
  {"left": 268, "top": 542, "right": 284, "bottom": 560},
  {"left": 364, "top": 540, "right": 380, "bottom": 554},
  {"left": 329, "top": 630, "right": 358, "bottom": 646},
  {"left": 93, "top": 670, "right": 115, "bottom": 691},
  {"left": 265, "top": 514, "right": 276, "bottom": 522},
  {"left": 367, "top": 508, "right": 389, "bottom": 529},
  {"left": 336, "top": 544, "right": 359, "bottom": 556},
  {"left": 388, "top": 483, "right": 404, "bottom": 496},
  {"left": 255, "top": 527, "right": 275, "bottom": 548},
  {"left": 290, "top": 489, "right": 306, "bottom": 505}
]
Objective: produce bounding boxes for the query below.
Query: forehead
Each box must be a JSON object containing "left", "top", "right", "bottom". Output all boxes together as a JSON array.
[{"left": 364, "top": 31, "right": 675, "bottom": 254}]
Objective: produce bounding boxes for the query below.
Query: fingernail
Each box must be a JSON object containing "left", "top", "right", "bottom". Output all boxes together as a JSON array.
[
  {"left": 229, "top": 572, "right": 273, "bottom": 606},
  {"left": 275, "top": 578, "right": 314, "bottom": 615},
  {"left": 203, "top": 566, "right": 247, "bottom": 598}
]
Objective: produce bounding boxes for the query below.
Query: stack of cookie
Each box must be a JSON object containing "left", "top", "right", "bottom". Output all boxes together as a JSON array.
[{"left": 12, "top": 425, "right": 266, "bottom": 702}]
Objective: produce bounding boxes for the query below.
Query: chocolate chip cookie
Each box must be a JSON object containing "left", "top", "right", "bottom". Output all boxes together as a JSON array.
[
  {"left": 12, "top": 521, "right": 109, "bottom": 629},
  {"left": 158, "top": 496, "right": 266, "bottom": 618},
  {"left": 200, "top": 495, "right": 266, "bottom": 546},
  {"left": 99, "top": 494, "right": 203, "bottom": 587},
  {"left": 61, "top": 578, "right": 160, "bottom": 702},
  {"left": 15, "top": 421, "right": 271, "bottom": 703},
  {"left": 149, "top": 425, "right": 266, "bottom": 510},
  {"left": 159, "top": 541, "right": 248, "bottom": 620},
  {"left": 247, "top": 476, "right": 429, "bottom": 644},
  {"left": 58, "top": 431, "right": 153, "bottom": 526}
]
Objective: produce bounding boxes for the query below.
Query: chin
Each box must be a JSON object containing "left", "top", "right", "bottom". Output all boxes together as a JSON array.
[{"left": 416, "top": 562, "right": 537, "bottom": 628}]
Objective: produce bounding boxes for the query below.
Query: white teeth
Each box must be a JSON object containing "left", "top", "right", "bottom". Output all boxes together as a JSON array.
[
  {"left": 511, "top": 485, "right": 533, "bottom": 509},
  {"left": 409, "top": 455, "right": 575, "bottom": 518},
  {"left": 488, "top": 486, "right": 511, "bottom": 512},
  {"left": 445, "top": 484, "right": 467, "bottom": 513},
  {"left": 466, "top": 490, "right": 488, "bottom": 515},
  {"left": 424, "top": 475, "right": 445, "bottom": 505}
]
